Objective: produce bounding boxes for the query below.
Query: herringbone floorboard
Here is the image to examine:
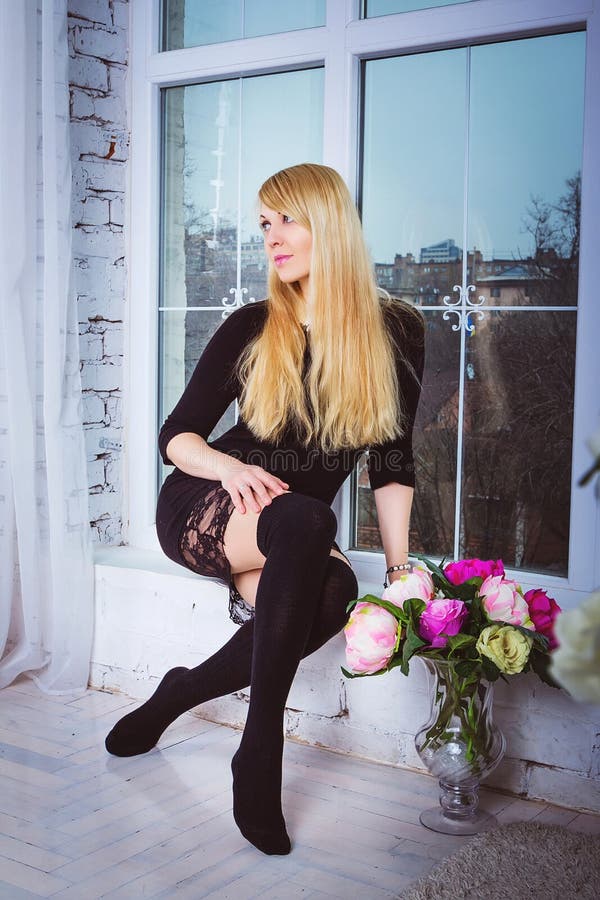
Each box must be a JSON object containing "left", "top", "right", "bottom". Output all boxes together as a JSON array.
[{"left": 0, "top": 676, "right": 598, "bottom": 898}]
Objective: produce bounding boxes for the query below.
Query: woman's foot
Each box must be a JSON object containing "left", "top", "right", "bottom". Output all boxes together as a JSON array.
[
  {"left": 105, "top": 667, "right": 190, "bottom": 757},
  {"left": 231, "top": 742, "right": 291, "bottom": 855}
]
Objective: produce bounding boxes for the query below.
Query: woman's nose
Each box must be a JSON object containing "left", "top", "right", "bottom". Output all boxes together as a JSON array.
[{"left": 266, "top": 225, "right": 282, "bottom": 246}]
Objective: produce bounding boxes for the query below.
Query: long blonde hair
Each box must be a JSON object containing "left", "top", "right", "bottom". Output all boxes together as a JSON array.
[{"left": 237, "top": 163, "right": 420, "bottom": 452}]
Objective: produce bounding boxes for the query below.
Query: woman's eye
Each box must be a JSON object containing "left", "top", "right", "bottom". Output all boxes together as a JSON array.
[
  {"left": 260, "top": 221, "right": 270, "bottom": 232},
  {"left": 282, "top": 214, "right": 294, "bottom": 224}
]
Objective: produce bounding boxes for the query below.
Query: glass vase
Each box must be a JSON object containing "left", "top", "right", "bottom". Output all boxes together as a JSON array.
[{"left": 414, "top": 657, "right": 506, "bottom": 835}]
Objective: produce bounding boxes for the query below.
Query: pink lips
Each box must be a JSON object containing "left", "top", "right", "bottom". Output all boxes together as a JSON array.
[{"left": 274, "top": 255, "right": 292, "bottom": 267}]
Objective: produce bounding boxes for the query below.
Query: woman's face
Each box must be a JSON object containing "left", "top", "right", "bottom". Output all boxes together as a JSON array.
[{"left": 259, "top": 203, "right": 312, "bottom": 298}]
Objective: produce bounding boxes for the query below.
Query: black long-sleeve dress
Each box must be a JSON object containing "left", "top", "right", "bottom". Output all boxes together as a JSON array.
[{"left": 155, "top": 299, "right": 425, "bottom": 620}]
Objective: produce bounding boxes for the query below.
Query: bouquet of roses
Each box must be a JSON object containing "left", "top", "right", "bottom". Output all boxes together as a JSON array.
[{"left": 342, "top": 554, "right": 561, "bottom": 686}]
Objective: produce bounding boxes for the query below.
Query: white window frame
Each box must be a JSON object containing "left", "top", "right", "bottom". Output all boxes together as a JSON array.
[{"left": 127, "top": 0, "right": 600, "bottom": 610}]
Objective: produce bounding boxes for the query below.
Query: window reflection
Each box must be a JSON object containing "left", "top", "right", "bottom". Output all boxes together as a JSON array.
[
  {"left": 461, "top": 311, "right": 576, "bottom": 576},
  {"left": 359, "top": 31, "right": 585, "bottom": 575},
  {"left": 469, "top": 33, "right": 585, "bottom": 308},
  {"left": 362, "top": 48, "right": 466, "bottom": 287},
  {"left": 356, "top": 309, "right": 461, "bottom": 556},
  {"left": 159, "top": 69, "right": 323, "bottom": 485},
  {"left": 162, "top": 0, "right": 325, "bottom": 51},
  {"left": 363, "top": 0, "right": 475, "bottom": 17}
]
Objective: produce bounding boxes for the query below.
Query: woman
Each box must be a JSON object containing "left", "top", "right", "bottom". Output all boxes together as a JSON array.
[{"left": 105, "top": 163, "right": 425, "bottom": 856}]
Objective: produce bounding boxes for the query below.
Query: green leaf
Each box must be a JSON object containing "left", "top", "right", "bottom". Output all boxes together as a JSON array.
[
  {"left": 409, "top": 552, "right": 454, "bottom": 591},
  {"left": 480, "top": 655, "right": 502, "bottom": 682},
  {"left": 401, "top": 625, "right": 426, "bottom": 675},
  {"left": 340, "top": 665, "right": 362, "bottom": 679},
  {"left": 469, "top": 594, "right": 486, "bottom": 631},
  {"left": 386, "top": 654, "right": 407, "bottom": 674},
  {"left": 403, "top": 596, "right": 427, "bottom": 623},
  {"left": 353, "top": 593, "right": 407, "bottom": 622},
  {"left": 530, "top": 650, "right": 562, "bottom": 689},
  {"left": 446, "top": 633, "right": 477, "bottom": 651},
  {"left": 453, "top": 659, "right": 480, "bottom": 679},
  {"left": 531, "top": 631, "right": 550, "bottom": 653},
  {"left": 340, "top": 665, "right": 390, "bottom": 680}
]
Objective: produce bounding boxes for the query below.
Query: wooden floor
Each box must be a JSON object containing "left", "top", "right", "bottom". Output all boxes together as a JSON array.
[{"left": 1, "top": 677, "right": 599, "bottom": 899}]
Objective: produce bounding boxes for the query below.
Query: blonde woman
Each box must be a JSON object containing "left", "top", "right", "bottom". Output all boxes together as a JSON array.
[{"left": 105, "top": 163, "right": 425, "bottom": 855}]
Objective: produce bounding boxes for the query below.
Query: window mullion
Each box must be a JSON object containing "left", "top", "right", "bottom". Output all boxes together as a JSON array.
[
  {"left": 346, "top": 0, "right": 589, "bottom": 57},
  {"left": 147, "top": 30, "right": 328, "bottom": 85},
  {"left": 451, "top": 44, "right": 473, "bottom": 560}
]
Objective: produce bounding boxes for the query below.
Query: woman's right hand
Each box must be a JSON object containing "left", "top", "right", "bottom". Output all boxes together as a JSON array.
[{"left": 219, "top": 461, "right": 289, "bottom": 515}]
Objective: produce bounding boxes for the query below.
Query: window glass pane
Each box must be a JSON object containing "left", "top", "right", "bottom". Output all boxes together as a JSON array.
[
  {"left": 160, "top": 309, "right": 238, "bottom": 437},
  {"left": 363, "top": 0, "right": 475, "bottom": 17},
  {"left": 163, "top": 81, "right": 240, "bottom": 311},
  {"left": 162, "top": 0, "right": 325, "bottom": 51},
  {"left": 239, "top": 70, "right": 325, "bottom": 298},
  {"left": 355, "top": 309, "right": 460, "bottom": 556},
  {"left": 461, "top": 311, "right": 576, "bottom": 576},
  {"left": 159, "top": 69, "right": 323, "bottom": 479},
  {"left": 469, "top": 32, "right": 585, "bottom": 307},
  {"left": 358, "top": 32, "right": 585, "bottom": 575},
  {"left": 362, "top": 49, "right": 466, "bottom": 298},
  {"left": 360, "top": 50, "right": 466, "bottom": 557},
  {"left": 411, "top": 310, "right": 461, "bottom": 557},
  {"left": 161, "top": 69, "right": 323, "bottom": 310}
]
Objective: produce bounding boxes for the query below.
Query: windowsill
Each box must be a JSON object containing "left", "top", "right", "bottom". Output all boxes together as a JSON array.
[
  {"left": 94, "top": 545, "right": 201, "bottom": 580},
  {"left": 93, "top": 545, "right": 381, "bottom": 595},
  {"left": 93, "top": 544, "right": 579, "bottom": 608}
]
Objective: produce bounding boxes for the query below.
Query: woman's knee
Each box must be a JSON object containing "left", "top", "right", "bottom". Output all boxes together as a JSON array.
[
  {"left": 224, "top": 491, "right": 338, "bottom": 575},
  {"left": 256, "top": 492, "right": 337, "bottom": 555}
]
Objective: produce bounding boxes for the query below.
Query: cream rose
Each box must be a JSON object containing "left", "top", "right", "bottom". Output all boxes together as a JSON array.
[
  {"left": 550, "top": 590, "right": 600, "bottom": 704},
  {"left": 476, "top": 624, "right": 533, "bottom": 675}
]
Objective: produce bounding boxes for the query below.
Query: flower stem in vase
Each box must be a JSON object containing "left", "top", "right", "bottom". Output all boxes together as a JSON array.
[{"left": 415, "top": 658, "right": 506, "bottom": 835}]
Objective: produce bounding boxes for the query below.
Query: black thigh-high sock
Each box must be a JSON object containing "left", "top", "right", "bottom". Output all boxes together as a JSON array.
[
  {"left": 104, "top": 551, "right": 357, "bottom": 758},
  {"left": 231, "top": 492, "right": 339, "bottom": 855}
]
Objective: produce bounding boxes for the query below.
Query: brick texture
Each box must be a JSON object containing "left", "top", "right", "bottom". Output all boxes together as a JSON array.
[{"left": 69, "top": 0, "right": 129, "bottom": 543}]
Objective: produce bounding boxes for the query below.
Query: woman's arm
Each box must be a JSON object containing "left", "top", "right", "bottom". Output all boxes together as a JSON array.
[
  {"left": 373, "top": 482, "right": 414, "bottom": 583},
  {"left": 165, "top": 432, "right": 288, "bottom": 515},
  {"left": 165, "top": 432, "right": 236, "bottom": 481}
]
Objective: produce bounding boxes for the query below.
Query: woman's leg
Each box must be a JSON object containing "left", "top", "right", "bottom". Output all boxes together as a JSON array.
[
  {"left": 105, "top": 491, "right": 356, "bottom": 855},
  {"left": 104, "top": 550, "right": 357, "bottom": 757},
  {"left": 232, "top": 545, "right": 350, "bottom": 610},
  {"left": 228, "top": 492, "right": 344, "bottom": 854}
]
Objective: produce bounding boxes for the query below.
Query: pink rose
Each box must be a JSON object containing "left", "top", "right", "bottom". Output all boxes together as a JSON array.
[
  {"left": 524, "top": 589, "right": 561, "bottom": 651},
  {"left": 444, "top": 558, "right": 505, "bottom": 585},
  {"left": 344, "top": 602, "right": 399, "bottom": 674},
  {"left": 479, "top": 575, "right": 534, "bottom": 629},
  {"left": 382, "top": 566, "right": 434, "bottom": 608},
  {"left": 418, "top": 598, "right": 469, "bottom": 648}
]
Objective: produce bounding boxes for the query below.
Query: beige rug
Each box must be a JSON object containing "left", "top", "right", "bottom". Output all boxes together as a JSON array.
[{"left": 400, "top": 821, "right": 600, "bottom": 900}]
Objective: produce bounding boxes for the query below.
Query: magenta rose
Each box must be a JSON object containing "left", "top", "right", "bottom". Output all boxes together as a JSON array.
[
  {"left": 524, "top": 589, "right": 562, "bottom": 651},
  {"left": 418, "top": 598, "right": 469, "bottom": 648},
  {"left": 444, "top": 558, "right": 505, "bottom": 586}
]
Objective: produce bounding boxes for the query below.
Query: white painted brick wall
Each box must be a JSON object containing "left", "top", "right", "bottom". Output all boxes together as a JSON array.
[
  {"left": 70, "top": 0, "right": 114, "bottom": 27},
  {"left": 69, "top": 0, "right": 128, "bottom": 544},
  {"left": 90, "top": 560, "right": 600, "bottom": 814}
]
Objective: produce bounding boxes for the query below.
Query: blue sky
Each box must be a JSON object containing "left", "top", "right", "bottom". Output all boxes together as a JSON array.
[
  {"left": 172, "top": 30, "right": 585, "bottom": 266},
  {"left": 362, "top": 31, "right": 585, "bottom": 262}
]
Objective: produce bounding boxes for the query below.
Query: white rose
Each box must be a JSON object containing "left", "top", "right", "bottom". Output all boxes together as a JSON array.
[{"left": 550, "top": 589, "right": 600, "bottom": 704}]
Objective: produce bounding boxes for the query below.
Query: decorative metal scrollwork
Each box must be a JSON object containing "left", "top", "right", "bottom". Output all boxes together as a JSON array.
[
  {"left": 221, "top": 287, "right": 256, "bottom": 318},
  {"left": 442, "top": 284, "right": 486, "bottom": 333}
]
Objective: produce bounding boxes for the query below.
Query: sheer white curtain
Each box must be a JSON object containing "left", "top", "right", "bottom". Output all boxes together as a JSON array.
[{"left": 0, "top": 0, "right": 94, "bottom": 693}]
